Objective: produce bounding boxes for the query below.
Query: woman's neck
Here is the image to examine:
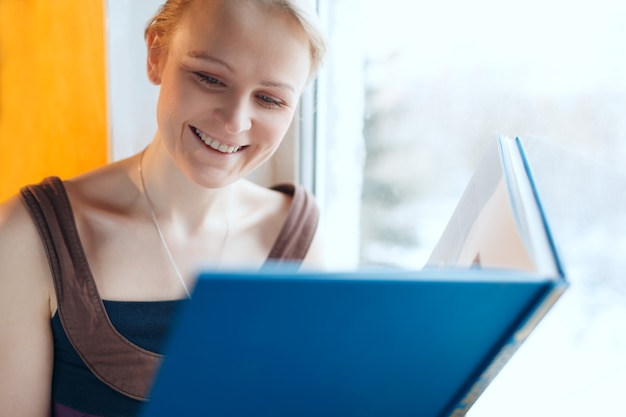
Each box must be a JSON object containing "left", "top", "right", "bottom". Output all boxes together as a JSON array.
[{"left": 137, "top": 142, "right": 236, "bottom": 233}]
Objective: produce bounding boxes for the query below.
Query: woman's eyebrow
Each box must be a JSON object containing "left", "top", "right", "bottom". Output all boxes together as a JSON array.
[
  {"left": 188, "top": 51, "right": 235, "bottom": 73},
  {"left": 187, "top": 51, "right": 296, "bottom": 93},
  {"left": 260, "top": 80, "right": 295, "bottom": 93}
]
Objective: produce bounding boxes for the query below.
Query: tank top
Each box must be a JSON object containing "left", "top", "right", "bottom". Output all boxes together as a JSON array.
[{"left": 20, "top": 176, "right": 319, "bottom": 417}]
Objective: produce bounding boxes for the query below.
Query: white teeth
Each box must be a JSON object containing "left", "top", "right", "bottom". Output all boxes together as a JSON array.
[{"left": 194, "top": 128, "right": 240, "bottom": 153}]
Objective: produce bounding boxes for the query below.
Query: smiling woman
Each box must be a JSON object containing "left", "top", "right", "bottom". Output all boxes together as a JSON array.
[
  {"left": 143, "top": 0, "right": 312, "bottom": 189},
  {"left": 0, "top": 0, "right": 108, "bottom": 201},
  {"left": 0, "top": 1, "right": 327, "bottom": 416}
]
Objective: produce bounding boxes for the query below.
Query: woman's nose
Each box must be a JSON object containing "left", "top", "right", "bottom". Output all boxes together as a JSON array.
[{"left": 222, "top": 98, "right": 252, "bottom": 135}]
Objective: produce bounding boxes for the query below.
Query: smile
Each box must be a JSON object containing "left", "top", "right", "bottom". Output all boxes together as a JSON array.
[{"left": 193, "top": 127, "right": 244, "bottom": 154}]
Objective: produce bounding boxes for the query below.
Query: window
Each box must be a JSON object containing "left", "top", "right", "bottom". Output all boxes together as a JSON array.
[{"left": 314, "top": 0, "right": 626, "bottom": 415}]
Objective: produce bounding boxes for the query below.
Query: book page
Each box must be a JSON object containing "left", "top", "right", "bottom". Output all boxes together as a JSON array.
[
  {"left": 457, "top": 178, "right": 535, "bottom": 271},
  {"left": 427, "top": 140, "right": 509, "bottom": 267},
  {"left": 426, "top": 137, "right": 560, "bottom": 277}
]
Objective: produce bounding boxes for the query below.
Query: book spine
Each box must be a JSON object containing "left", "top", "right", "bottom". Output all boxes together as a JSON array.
[
  {"left": 446, "top": 283, "right": 566, "bottom": 416},
  {"left": 514, "top": 136, "right": 566, "bottom": 278}
]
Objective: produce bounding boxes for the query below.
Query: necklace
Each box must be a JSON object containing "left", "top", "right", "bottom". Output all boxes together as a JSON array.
[{"left": 138, "top": 149, "right": 230, "bottom": 299}]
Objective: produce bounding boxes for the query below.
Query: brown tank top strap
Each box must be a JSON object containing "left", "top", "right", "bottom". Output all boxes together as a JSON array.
[
  {"left": 265, "top": 183, "right": 319, "bottom": 265},
  {"left": 20, "top": 177, "right": 161, "bottom": 401}
]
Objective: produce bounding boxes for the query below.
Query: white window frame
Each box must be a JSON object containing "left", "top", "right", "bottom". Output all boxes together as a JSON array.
[
  {"left": 106, "top": 0, "right": 161, "bottom": 162},
  {"left": 304, "top": 0, "right": 366, "bottom": 270}
]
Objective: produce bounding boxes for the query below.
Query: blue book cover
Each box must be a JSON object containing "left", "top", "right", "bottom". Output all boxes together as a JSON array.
[{"left": 141, "top": 137, "right": 567, "bottom": 417}]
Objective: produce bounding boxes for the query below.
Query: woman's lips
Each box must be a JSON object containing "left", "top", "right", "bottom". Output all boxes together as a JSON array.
[{"left": 192, "top": 127, "right": 247, "bottom": 154}]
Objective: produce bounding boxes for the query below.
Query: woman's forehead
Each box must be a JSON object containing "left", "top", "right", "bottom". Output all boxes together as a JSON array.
[
  {"left": 178, "top": 0, "right": 295, "bottom": 35},
  {"left": 172, "top": 0, "right": 312, "bottom": 89}
]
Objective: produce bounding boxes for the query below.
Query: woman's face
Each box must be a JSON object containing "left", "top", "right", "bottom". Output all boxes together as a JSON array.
[{"left": 148, "top": 0, "right": 312, "bottom": 188}]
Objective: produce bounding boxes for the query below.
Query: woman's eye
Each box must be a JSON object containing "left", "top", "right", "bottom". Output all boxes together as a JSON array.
[
  {"left": 195, "top": 73, "right": 223, "bottom": 86},
  {"left": 258, "top": 95, "right": 282, "bottom": 108}
]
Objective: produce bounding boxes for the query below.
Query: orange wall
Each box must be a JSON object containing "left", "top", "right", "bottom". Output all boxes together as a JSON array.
[{"left": 0, "top": 0, "right": 108, "bottom": 201}]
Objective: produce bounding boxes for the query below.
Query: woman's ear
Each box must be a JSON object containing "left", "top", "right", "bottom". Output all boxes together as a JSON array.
[{"left": 146, "top": 30, "right": 164, "bottom": 85}]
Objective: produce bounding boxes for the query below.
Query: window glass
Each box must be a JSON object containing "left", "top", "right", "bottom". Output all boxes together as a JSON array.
[{"left": 316, "top": 0, "right": 626, "bottom": 415}]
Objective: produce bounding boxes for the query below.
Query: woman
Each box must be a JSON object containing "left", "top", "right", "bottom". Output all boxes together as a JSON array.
[{"left": 0, "top": 0, "right": 327, "bottom": 415}]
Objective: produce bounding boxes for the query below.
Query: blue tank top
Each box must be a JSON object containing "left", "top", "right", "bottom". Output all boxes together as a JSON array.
[{"left": 51, "top": 300, "right": 184, "bottom": 417}]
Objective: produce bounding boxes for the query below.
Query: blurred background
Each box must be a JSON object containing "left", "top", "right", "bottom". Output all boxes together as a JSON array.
[
  {"left": 316, "top": 1, "right": 626, "bottom": 415},
  {"left": 1, "top": 0, "right": 624, "bottom": 415}
]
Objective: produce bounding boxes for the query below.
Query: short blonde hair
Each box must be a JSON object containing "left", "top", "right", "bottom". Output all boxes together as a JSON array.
[{"left": 145, "top": 0, "right": 327, "bottom": 77}]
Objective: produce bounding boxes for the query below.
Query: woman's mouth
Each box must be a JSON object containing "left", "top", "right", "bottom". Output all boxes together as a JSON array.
[{"left": 192, "top": 127, "right": 245, "bottom": 154}]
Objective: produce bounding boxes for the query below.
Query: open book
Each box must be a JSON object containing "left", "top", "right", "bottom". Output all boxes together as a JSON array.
[
  {"left": 428, "top": 136, "right": 562, "bottom": 277},
  {"left": 142, "top": 137, "right": 567, "bottom": 417},
  {"left": 426, "top": 136, "right": 567, "bottom": 415}
]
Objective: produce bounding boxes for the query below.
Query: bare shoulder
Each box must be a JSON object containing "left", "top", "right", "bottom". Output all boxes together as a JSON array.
[
  {"left": 0, "top": 193, "right": 54, "bottom": 310},
  {"left": 0, "top": 193, "right": 35, "bottom": 251},
  {"left": 63, "top": 157, "right": 138, "bottom": 212},
  {"left": 0, "top": 191, "right": 33, "bottom": 230},
  {"left": 0, "top": 193, "right": 55, "bottom": 415},
  {"left": 236, "top": 179, "right": 317, "bottom": 214},
  {"left": 0, "top": 192, "right": 47, "bottom": 263},
  {"left": 236, "top": 179, "right": 292, "bottom": 227},
  {"left": 234, "top": 180, "right": 327, "bottom": 269}
]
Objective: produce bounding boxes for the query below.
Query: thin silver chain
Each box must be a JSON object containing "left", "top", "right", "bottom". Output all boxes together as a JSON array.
[
  {"left": 138, "top": 150, "right": 230, "bottom": 299},
  {"left": 139, "top": 150, "right": 191, "bottom": 298}
]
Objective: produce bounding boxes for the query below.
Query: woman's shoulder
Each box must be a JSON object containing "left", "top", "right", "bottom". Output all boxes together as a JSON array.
[
  {"left": 234, "top": 179, "right": 325, "bottom": 268},
  {"left": 0, "top": 192, "right": 37, "bottom": 237},
  {"left": 0, "top": 180, "right": 57, "bottom": 249},
  {"left": 0, "top": 192, "right": 55, "bottom": 311},
  {"left": 0, "top": 159, "right": 136, "bottom": 245},
  {"left": 63, "top": 157, "right": 138, "bottom": 209},
  {"left": 238, "top": 179, "right": 315, "bottom": 208},
  {"left": 0, "top": 193, "right": 55, "bottom": 415},
  {"left": 235, "top": 179, "right": 293, "bottom": 225}
]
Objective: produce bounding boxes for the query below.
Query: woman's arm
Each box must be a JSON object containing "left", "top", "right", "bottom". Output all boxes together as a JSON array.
[{"left": 0, "top": 195, "right": 55, "bottom": 416}]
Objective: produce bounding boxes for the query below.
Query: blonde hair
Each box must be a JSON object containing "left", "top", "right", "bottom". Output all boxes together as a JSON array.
[{"left": 145, "top": 0, "right": 327, "bottom": 77}]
